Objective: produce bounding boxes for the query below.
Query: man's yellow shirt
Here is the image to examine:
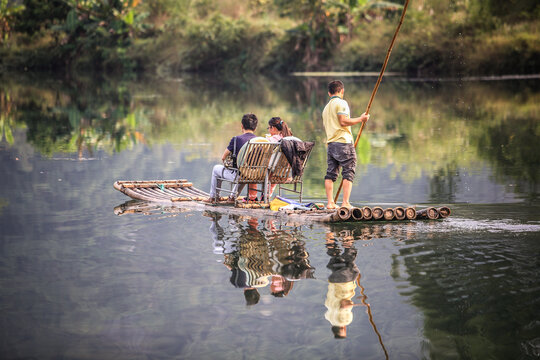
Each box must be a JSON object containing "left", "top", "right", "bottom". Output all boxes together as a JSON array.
[{"left": 322, "top": 96, "right": 353, "bottom": 144}]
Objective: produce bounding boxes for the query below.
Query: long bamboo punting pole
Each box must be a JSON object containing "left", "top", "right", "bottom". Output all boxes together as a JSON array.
[{"left": 334, "top": 0, "right": 410, "bottom": 203}]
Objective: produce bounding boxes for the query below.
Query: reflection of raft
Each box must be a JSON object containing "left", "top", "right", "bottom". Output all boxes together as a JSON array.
[{"left": 113, "top": 179, "right": 451, "bottom": 222}]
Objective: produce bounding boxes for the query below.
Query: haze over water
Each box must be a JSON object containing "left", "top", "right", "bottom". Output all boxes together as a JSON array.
[{"left": 1, "top": 73, "right": 539, "bottom": 359}]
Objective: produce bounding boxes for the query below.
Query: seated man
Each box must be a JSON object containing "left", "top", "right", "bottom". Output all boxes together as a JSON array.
[{"left": 204, "top": 113, "right": 258, "bottom": 203}]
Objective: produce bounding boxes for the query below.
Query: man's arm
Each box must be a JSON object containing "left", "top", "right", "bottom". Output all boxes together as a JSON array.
[
  {"left": 221, "top": 148, "right": 231, "bottom": 161},
  {"left": 338, "top": 112, "right": 370, "bottom": 127}
]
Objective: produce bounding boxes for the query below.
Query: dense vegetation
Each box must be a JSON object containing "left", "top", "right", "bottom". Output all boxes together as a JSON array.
[{"left": 0, "top": 0, "right": 539, "bottom": 76}]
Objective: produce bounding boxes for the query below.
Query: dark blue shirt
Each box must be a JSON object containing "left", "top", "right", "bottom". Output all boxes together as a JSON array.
[{"left": 227, "top": 133, "right": 256, "bottom": 167}]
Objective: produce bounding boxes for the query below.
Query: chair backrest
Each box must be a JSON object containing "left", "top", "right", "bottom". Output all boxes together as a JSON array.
[
  {"left": 237, "top": 142, "right": 280, "bottom": 182},
  {"left": 269, "top": 141, "right": 314, "bottom": 184}
]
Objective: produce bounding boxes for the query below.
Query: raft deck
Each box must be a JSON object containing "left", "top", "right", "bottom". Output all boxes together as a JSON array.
[{"left": 113, "top": 179, "right": 450, "bottom": 222}]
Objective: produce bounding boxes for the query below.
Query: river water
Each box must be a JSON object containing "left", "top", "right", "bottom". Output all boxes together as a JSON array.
[{"left": 0, "top": 73, "right": 539, "bottom": 359}]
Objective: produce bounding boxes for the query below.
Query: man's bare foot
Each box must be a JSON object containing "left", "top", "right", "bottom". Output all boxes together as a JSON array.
[
  {"left": 341, "top": 202, "right": 354, "bottom": 209},
  {"left": 326, "top": 202, "right": 337, "bottom": 210}
]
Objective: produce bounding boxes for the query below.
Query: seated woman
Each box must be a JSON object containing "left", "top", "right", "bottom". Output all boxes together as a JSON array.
[
  {"left": 204, "top": 113, "right": 258, "bottom": 204},
  {"left": 265, "top": 117, "right": 294, "bottom": 197},
  {"left": 265, "top": 117, "right": 293, "bottom": 142}
]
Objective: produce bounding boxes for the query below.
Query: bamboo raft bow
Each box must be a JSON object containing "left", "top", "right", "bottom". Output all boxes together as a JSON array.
[
  {"left": 334, "top": 0, "right": 410, "bottom": 203},
  {"left": 114, "top": 179, "right": 450, "bottom": 223}
]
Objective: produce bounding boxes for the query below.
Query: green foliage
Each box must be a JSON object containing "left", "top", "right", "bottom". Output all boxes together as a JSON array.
[
  {"left": 0, "top": 90, "right": 15, "bottom": 144},
  {"left": 468, "top": 0, "right": 540, "bottom": 26},
  {"left": 0, "top": 0, "right": 25, "bottom": 43},
  {"left": 268, "top": 0, "right": 403, "bottom": 71},
  {"left": 1, "top": 0, "right": 539, "bottom": 76},
  {"left": 13, "top": 0, "right": 69, "bottom": 35},
  {"left": 175, "top": 14, "right": 275, "bottom": 72},
  {"left": 52, "top": 0, "right": 141, "bottom": 71}
]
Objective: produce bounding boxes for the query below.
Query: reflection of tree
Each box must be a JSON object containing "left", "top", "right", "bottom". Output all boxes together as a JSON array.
[
  {"left": 3, "top": 78, "right": 145, "bottom": 157},
  {"left": 392, "top": 234, "right": 540, "bottom": 360},
  {"left": 0, "top": 90, "right": 17, "bottom": 145},
  {"left": 3, "top": 74, "right": 539, "bottom": 198},
  {"left": 476, "top": 118, "right": 539, "bottom": 202}
]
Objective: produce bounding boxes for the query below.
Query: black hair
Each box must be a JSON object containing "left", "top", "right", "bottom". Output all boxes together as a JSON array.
[
  {"left": 268, "top": 117, "right": 293, "bottom": 137},
  {"left": 244, "top": 288, "right": 260, "bottom": 306},
  {"left": 242, "top": 113, "right": 258, "bottom": 131},
  {"left": 332, "top": 326, "right": 347, "bottom": 339},
  {"left": 328, "top": 80, "right": 344, "bottom": 95}
]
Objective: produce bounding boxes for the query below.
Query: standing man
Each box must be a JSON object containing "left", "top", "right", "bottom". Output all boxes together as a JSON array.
[{"left": 322, "top": 80, "right": 370, "bottom": 209}]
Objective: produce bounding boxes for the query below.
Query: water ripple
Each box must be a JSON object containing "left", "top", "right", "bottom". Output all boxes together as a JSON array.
[{"left": 415, "top": 217, "right": 540, "bottom": 233}]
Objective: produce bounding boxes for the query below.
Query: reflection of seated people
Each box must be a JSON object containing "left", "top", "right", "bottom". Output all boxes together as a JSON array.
[
  {"left": 270, "top": 275, "right": 294, "bottom": 297},
  {"left": 324, "top": 230, "right": 360, "bottom": 339},
  {"left": 208, "top": 215, "right": 314, "bottom": 304},
  {"left": 277, "top": 239, "right": 315, "bottom": 281},
  {"left": 226, "top": 253, "right": 264, "bottom": 306}
]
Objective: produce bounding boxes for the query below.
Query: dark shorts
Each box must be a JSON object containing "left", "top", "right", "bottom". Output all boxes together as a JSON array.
[{"left": 325, "top": 142, "right": 357, "bottom": 182}]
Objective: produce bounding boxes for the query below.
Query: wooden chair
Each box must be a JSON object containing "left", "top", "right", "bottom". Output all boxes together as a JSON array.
[
  {"left": 268, "top": 140, "right": 314, "bottom": 202},
  {"left": 216, "top": 142, "right": 280, "bottom": 202}
]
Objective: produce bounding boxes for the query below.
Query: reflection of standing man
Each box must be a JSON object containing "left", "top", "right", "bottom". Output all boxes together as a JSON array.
[
  {"left": 324, "top": 230, "right": 360, "bottom": 339},
  {"left": 322, "top": 80, "right": 370, "bottom": 209}
]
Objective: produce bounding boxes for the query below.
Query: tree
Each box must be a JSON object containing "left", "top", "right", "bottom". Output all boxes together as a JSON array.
[
  {"left": 13, "top": 0, "right": 69, "bottom": 35},
  {"left": 0, "top": 0, "right": 25, "bottom": 43}
]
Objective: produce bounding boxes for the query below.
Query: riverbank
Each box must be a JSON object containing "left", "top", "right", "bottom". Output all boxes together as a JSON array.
[{"left": 0, "top": 1, "right": 538, "bottom": 77}]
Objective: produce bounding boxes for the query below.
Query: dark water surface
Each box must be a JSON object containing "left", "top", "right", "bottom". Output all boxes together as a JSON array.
[{"left": 1, "top": 74, "right": 539, "bottom": 359}]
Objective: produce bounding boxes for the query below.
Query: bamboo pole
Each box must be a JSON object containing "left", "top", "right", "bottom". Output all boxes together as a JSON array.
[
  {"left": 372, "top": 206, "right": 384, "bottom": 220},
  {"left": 334, "top": 0, "right": 410, "bottom": 203},
  {"left": 383, "top": 208, "right": 395, "bottom": 221},
  {"left": 350, "top": 207, "right": 364, "bottom": 221},
  {"left": 362, "top": 206, "right": 373, "bottom": 220},
  {"left": 437, "top": 206, "right": 451, "bottom": 218},
  {"left": 416, "top": 207, "right": 439, "bottom": 220},
  {"left": 337, "top": 207, "right": 352, "bottom": 221},
  {"left": 405, "top": 207, "right": 417, "bottom": 220},
  {"left": 394, "top": 206, "right": 406, "bottom": 220}
]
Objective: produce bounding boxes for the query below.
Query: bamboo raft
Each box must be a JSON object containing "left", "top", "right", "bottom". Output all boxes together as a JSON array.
[{"left": 113, "top": 179, "right": 451, "bottom": 223}]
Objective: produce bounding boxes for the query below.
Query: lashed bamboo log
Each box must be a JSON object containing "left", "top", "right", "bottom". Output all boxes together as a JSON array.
[
  {"left": 236, "top": 203, "right": 270, "bottom": 209},
  {"left": 337, "top": 207, "right": 351, "bottom": 221},
  {"left": 437, "top": 206, "right": 451, "bottom": 218},
  {"left": 350, "top": 207, "right": 364, "bottom": 221},
  {"left": 383, "top": 208, "right": 395, "bottom": 221},
  {"left": 416, "top": 207, "right": 439, "bottom": 220},
  {"left": 171, "top": 197, "right": 206, "bottom": 202},
  {"left": 117, "top": 179, "right": 189, "bottom": 185},
  {"left": 138, "top": 188, "right": 170, "bottom": 200},
  {"left": 362, "top": 206, "right": 373, "bottom": 220},
  {"left": 372, "top": 206, "right": 383, "bottom": 220},
  {"left": 394, "top": 206, "right": 406, "bottom": 220},
  {"left": 122, "top": 182, "right": 193, "bottom": 189},
  {"left": 405, "top": 207, "right": 416, "bottom": 220}
]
